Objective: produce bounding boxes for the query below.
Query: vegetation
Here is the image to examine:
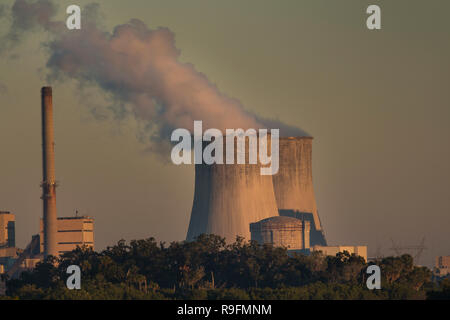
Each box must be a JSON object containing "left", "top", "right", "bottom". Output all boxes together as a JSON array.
[{"left": 1, "top": 234, "right": 447, "bottom": 300}]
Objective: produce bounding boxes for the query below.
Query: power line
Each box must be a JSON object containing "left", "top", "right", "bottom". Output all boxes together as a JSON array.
[{"left": 389, "top": 237, "right": 427, "bottom": 264}]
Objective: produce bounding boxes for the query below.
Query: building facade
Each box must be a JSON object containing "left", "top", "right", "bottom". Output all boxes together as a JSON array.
[
  {"left": 435, "top": 256, "right": 450, "bottom": 277},
  {"left": 250, "top": 216, "right": 311, "bottom": 250},
  {"left": 0, "top": 211, "right": 18, "bottom": 274},
  {"left": 39, "top": 216, "right": 94, "bottom": 255},
  {"left": 312, "top": 245, "right": 368, "bottom": 261},
  {"left": 0, "top": 211, "right": 15, "bottom": 248}
]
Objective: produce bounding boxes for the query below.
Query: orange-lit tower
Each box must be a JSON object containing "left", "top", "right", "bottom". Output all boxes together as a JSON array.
[
  {"left": 272, "top": 137, "right": 327, "bottom": 246},
  {"left": 41, "top": 87, "right": 58, "bottom": 257}
]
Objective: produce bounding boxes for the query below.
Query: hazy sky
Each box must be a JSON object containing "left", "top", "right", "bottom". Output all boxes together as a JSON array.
[{"left": 0, "top": 0, "right": 449, "bottom": 267}]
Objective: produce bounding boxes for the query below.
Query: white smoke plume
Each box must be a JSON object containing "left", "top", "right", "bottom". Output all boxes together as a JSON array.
[
  {"left": 1, "top": 0, "right": 308, "bottom": 152},
  {"left": 0, "top": 0, "right": 61, "bottom": 51}
]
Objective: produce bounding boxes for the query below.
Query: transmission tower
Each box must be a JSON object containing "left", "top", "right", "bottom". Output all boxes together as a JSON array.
[
  {"left": 373, "top": 244, "right": 384, "bottom": 260},
  {"left": 389, "top": 237, "right": 427, "bottom": 264}
]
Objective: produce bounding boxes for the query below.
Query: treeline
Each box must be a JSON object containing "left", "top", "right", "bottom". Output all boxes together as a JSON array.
[{"left": 2, "top": 234, "right": 449, "bottom": 300}]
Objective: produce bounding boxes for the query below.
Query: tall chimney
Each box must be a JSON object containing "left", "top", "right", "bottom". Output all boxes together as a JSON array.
[{"left": 41, "top": 87, "right": 58, "bottom": 257}]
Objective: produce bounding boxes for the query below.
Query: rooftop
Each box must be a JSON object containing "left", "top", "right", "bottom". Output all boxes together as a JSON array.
[
  {"left": 252, "top": 216, "right": 303, "bottom": 227},
  {"left": 57, "top": 216, "right": 93, "bottom": 220}
]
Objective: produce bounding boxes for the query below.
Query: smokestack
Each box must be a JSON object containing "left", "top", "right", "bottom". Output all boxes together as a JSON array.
[
  {"left": 41, "top": 86, "right": 58, "bottom": 257},
  {"left": 272, "top": 137, "right": 327, "bottom": 246},
  {"left": 186, "top": 137, "right": 279, "bottom": 242}
]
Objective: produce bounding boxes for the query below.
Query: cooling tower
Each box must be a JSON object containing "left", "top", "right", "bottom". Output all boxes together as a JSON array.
[
  {"left": 41, "top": 87, "right": 58, "bottom": 257},
  {"left": 186, "top": 135, "right": 279, "bottom": 242},
  {"left": 272, "top": 137, "right": 327, "bottom": 246}
]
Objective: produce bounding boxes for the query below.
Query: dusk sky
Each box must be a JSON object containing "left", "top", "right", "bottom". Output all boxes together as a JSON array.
[{"left": 0, "top": 0, "right": 449, "bottom": 267}]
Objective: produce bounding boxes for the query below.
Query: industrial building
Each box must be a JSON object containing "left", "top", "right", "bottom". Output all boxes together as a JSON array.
[
  {"left": 0, "top": 211, "right": 15, "bottom": 248},
  {"left": 1, "top": 87, "right": 95, "bottom": 278},
  {"left": 3, "top": 85, "right": 369, "bottom": 277},
  {"left": 39, "top": 216, "right": 94, "bottom": 255},
  {"left": 186, "top": 134, "right": 367, "bottom": 261},
  {"left": 250, "top": 216, "right": 310, "bottom": 250},
  {"left": 37, "top": 87, "right": 94, "bottom": 257},
  {"left": 434, "top": 256, "right": 450, "bottom": 277},
  {"left": 187, "top": 137, "right": 280, "bottom": 242},
  {"left": 311, "top": 245, "right": 368, "bottom": 262},
  {"left": 187, "top": 136, "right": 327, "bottom": 246},
  {"left": 0, "top": 211, "right": 18, "bottom": 274},
  {"left": 249, "top": 215, "right": 367, "bottom": 261},
  {"left": 273, "top": 137, "right": 327, "bottom": 246}
]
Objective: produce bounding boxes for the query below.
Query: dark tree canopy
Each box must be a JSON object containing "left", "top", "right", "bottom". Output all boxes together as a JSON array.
[{"left": 1, "top": 234, "right": 444, "bottom": 300}]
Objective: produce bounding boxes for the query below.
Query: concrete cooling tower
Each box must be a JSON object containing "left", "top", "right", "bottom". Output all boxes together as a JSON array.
[
  {"left": 272, "top": 137, "right": 327, "bottom": 246},
  {"left": 186, "top": 136, "right": 280, "bottom": 242}
]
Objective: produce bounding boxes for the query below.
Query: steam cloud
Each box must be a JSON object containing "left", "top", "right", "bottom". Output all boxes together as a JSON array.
[
  {"left": 0, "top": 0, "right": 60, "bottom": 51},
  {"left": 1, "top": 0, "right": 308, "bottom": 152}
]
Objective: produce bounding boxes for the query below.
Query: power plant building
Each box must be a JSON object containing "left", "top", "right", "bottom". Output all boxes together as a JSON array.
[
  {"left": 187, "top": 136, "right": 280, "bottom": 242},
  {"left": 273, "top": 137, "right": 326, "bottom": 246},
  {"left": 38, "top": 87, "right": 95, "bottom": 256},
  {"left": 3, "top": 87, "right": 96, "bottom": 278},
  {"left": 2, "top": 86, "right": 369, "bottom": 277},
  {"left": 311, "top": 245, "right": 368, "bottom": 261},
  {"left": 249, "top": 215, "right": 367, "bottom": 261},
  {"left": 0, "top": 211, "right": 18, "bottom": 273},
  {"left": 435, "top": 256, "right": 450, "bottom": 277},
  {"left": 250, "top": 216, "right": 310, "bottom": 250},
  {"left": 39, "top": 216, "right": 94, "bottom": 255},
  {"left": 186, "top": 135, "right": 328, "bottom": 247},
  {"left": 0, "top": 211, "right": 15, "bottom": 248}
]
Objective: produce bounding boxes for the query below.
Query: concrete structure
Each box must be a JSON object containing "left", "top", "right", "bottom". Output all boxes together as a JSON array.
[
  {"left": 250, "top": 216, "right": 310, "bottom": 250},
  {"left": 186, "top": 135, "right": 330, "bottom": 245},
  {"left": 187, "top": 136, "right": 280, "bottom": 242},
  {"left": 0, "top": 211, "right": 18, "bottom": 274},
  {"left": 312, "top": 245, "right": 368, "bottom": 261},
  {"left": 0, "top": 211, "right": 15, "bottom": 248},
  {"left": 272, "top": 137, "right": 327, "bottom": 246},
  {"left": 6, "top": 215, "right": 95, "bottom": 278},
  {"left": 39, "top": 216, "right": 94, "bottom": 255},
  {"left": 0, "top": 247, "right": 19, "bottom": 274},
  {"left": 41, "top": 87, "right": 58, "bottom": 257},
  {"left": 6, "top": 235, "right": 41, "bottom": 279},
  {"left": 21, "top": 258, "right": 42, "bottom": 270},
  {"left": 434, "top": 256, "right": 450, "bottom": 277},
  {"left": 3, "top": 87, "right": 96, "bottom": 279}
]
